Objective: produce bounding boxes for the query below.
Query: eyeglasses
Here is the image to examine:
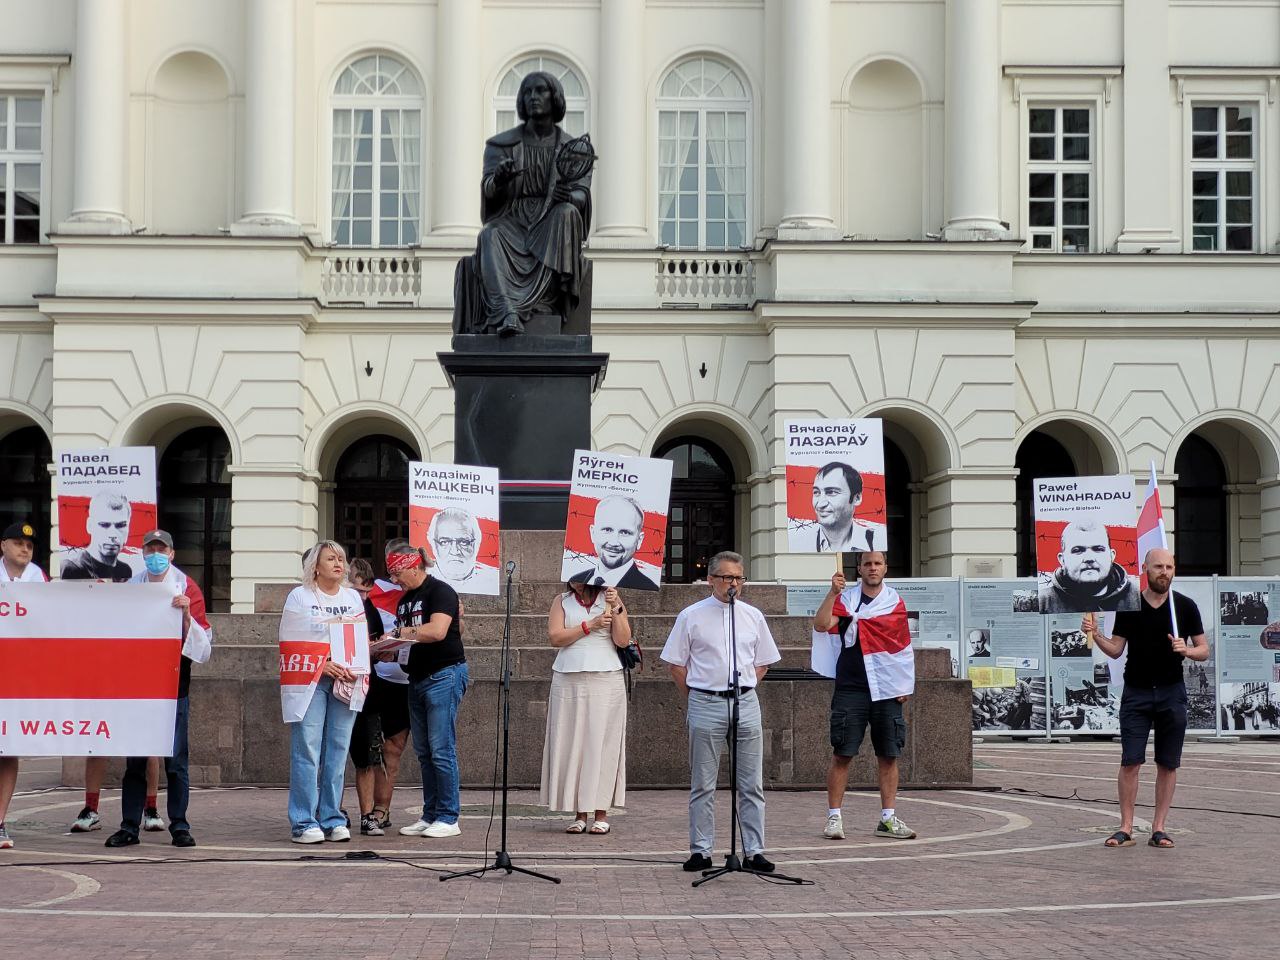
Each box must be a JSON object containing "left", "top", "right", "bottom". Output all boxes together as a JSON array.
[
  {"left": 710, "top": 574, "right": 745, "bottom": 583},
  {"left": 434, "top": 537, "right": 476, "bottom": 552}
]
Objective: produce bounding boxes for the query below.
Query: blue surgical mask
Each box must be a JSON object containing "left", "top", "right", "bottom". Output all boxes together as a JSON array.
[{"left": 144, "top": 553, "right": 171, "bottom": 575}]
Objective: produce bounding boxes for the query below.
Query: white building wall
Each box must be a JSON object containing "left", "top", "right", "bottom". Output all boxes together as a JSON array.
[{"left": 0, "top": 0, "right": 1276, "bottom": 608}]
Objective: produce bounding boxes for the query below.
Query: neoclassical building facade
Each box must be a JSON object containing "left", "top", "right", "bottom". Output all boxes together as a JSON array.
[{"left": 1, "top": 0, "right": 1278, "bottom": 611}]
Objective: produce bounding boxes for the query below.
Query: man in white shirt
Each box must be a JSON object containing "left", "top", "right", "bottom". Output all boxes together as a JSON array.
[
  {"left": 661, "top": 551, "right": 781, "bottom": 873},
  {"left": 0, "top": 520, "right": 48, "bottom": 850}
]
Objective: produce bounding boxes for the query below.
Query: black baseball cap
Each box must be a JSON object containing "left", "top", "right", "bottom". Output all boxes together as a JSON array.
[
  {"left": 142, "top": 529, "right": 174, "bottom": 548},
  {"left": 1, "top": 521, "right": 37, "bottom": 543}
]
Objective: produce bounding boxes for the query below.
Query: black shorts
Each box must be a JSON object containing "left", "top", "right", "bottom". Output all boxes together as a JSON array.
[
  {"left": 349, "top": 673, "right": 411, "bottom": 770},
  {"left": 830, "top": 687, "right": 906, "bottom": 759},
  {"left": 1119, "top": 682, "right": 1188, "bottom": 769}
]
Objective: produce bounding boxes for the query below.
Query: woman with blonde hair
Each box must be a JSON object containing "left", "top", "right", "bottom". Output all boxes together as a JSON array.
[
  {"left": 279, "top": 540, "right": 366, "bottom": 843},
  {"left": 540, "top": 580, "right": 631, "bottom": 834}
]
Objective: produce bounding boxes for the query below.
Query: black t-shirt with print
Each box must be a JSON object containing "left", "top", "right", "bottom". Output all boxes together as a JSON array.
[
  {"left": 396, "top": 576, "right": 464, "bottom": 682},
  {"left": 1112, "top": 590, "right": 1204, "bottom": 689}
]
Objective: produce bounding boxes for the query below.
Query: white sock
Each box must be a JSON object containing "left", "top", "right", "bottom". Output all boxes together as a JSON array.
[
  {"left": 828, "top": 808, "right": 841, "bottom": 818},
  {"left": 881, "top": 808, "right": 894, "bottom": 821}
]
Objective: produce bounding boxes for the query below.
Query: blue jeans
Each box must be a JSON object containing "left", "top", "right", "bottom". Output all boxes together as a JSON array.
[
  {"left": 408, "top": 663, "right": 469, "bottom": 825},
  {"left": 120, "top": 696, "right": 190, "bottom": 838},
  {"left": 288, "top": 677, "right": 358, "bottom": 834}
]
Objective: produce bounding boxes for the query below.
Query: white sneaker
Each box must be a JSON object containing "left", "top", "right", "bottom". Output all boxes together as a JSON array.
[
  {"left": 70, "top": 807, "right": 101, "bottom": 832},
  {"left": 398, "top": 818, "right": 433, "bottom": 836},
  {"left": 292, "top": 827, "right": 325, "bottom": 844},
  {"left": 142, "top": 807, "right": 165, "bottom": 832},
  {"left": 422, "top": 820, "right": 461, "bottom": 839},
  {"left": 823, "top": 812, "right": 845, "bottom": 840},
  {"left": 325, "top": 825, "right": 351, "bottom": 842}
]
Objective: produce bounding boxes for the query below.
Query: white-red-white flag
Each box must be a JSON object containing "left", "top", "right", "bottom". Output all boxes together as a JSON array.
[
  {"left": 1135, "top": 461, "right": 1179, "bottom": 638},
  {"left": 0, "top": 582, "right": 182, "bottom": 756}
]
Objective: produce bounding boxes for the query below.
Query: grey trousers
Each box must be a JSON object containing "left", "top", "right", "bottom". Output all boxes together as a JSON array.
[{"left": 687, "top": 688, "right": 765, "bottom": 856}]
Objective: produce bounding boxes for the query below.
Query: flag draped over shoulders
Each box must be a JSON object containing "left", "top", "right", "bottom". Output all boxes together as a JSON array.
[{"left": 810, "top": 584, "right": 915, "bottom": 701}]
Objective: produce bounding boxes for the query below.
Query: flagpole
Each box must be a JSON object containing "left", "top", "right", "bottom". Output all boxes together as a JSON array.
[{"left": 1143, "top": 461, "right": 1180, "bottom": 640}]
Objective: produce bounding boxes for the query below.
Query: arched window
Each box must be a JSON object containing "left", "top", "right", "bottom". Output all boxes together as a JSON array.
[
  {"left": 333, "top": 434, "right": 416, "bottom": 567},
  {"left": 1175, "top": 434, "right": 1228, "bottom": 575},
  {"left": 495, "top": 55, "right": 587, "bottom": 136},
  {"left": 159, "top": 427, "right": 232, "bottom": 611},
  {"left": 331, "top": 53, "right": 423, "bottom": 247},
  {"left": 883, "top": 438, "right": 912, "bottom": 578},
  {"left": 1014, "top": 432, "right": 1076, "bottom": 577},
  {"left": 656, "top": 436, "right": 736, "bottom": 583},
  {"left": 0, "top": 425, "right": 51, "bottom": 571},
  {"left": 657, "top": 56, "right": 750, "bottom": 250}
]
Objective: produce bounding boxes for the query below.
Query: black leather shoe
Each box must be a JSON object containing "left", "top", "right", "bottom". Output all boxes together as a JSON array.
[
  {"left": 745, "top": 853, "right": 775, "bottom": 873},
  {"left": 104, "top": 830, "right": 139, "bottom": 848},
  {"left": 496, "top": 314, "right": 525, "bottom": 337},
  {"left": 682, "top": 852, "right": 713, "bottom": 872},
  {"left": 171, "top": 830, "right": 196, "bottom": 848}
]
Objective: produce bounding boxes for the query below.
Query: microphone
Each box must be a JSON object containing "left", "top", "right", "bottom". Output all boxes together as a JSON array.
[
  {"left": 505, "top": 560, "right": 516, "bottom": 576},
  {"left": 726, "top": 586, "right": 737, "bottom": 601}
]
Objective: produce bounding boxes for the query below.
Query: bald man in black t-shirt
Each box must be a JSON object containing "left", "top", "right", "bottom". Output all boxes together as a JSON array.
[{"left": 1084, "top": 548, "right": 1209, "bottom": 850}]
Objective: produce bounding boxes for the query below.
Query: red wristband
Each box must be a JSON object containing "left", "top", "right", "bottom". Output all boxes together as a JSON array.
[{"left": 581, "top": 621, "right": 590, "bottom": 636}]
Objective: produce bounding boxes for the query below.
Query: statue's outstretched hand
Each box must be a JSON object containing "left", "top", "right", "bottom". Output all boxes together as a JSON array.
[{"left": 495, "top": 157, "right": 519, "bottom": 185}]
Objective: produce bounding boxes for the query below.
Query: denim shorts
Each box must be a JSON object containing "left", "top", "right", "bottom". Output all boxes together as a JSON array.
[
  {"left": 1119, "top": 682, "right": 1188, "bottom": 769},
  {"left": 830, "top": 687, "right": 906, "bottom": 759}
]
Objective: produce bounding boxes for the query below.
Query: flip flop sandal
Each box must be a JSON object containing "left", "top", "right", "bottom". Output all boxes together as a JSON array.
[
  {"left": 589, "top": 821, "right": 611, "bottom": 835},
  {"left": 1148, "top": 831, "right": 1175, "bottom": 848},
  {"left": 565, "top": 819, "right": 588, "bottom": 834},
  {"left": 1105, "top": 830, "right": 1136, "bottom": 847}
]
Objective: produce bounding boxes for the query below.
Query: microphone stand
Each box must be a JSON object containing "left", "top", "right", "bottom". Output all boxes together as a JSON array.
[
  {"left": 694, "top": 584, "right": 805, "bottom": 887},
  {"left": 441, "top": 561, "right": 559, "bottom": 884}
]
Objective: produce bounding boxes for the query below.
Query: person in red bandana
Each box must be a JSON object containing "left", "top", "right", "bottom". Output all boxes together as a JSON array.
[{"left": 383, "top": 539, "right": 469, "bottom": 840}]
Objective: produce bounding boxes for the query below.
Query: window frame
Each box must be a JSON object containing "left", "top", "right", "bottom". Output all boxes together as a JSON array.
[
  {"left": 1019, "top": 95, "right": 1101, "bottom": 254},
  {"left": 492, "top": 53, "right": 590, "bottom": 138},
  {"left": 326, "top": 53, "right": 425, "bottom": 249},
  {"left": 655, "top": 56, "right": 753, "bottom": 252},
  {"left": 1184, "top": 98, "right": 1262, "bottom": 254},
  {"left": 0, "top": 84, "right": 52, "bottom": 246}
]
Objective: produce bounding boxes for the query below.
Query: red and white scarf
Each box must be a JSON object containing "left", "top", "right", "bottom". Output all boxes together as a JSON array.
[
  {"left": 278, "top": 587, "right": 368, "bottom": 722},
  {"left": 811, "top": 584, "right": 915, "bottom": 701}
]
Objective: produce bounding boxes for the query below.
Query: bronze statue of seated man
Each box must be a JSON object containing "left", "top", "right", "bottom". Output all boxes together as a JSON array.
[{"left": 453, "top": 71, "right": 595, "bottom": 337}]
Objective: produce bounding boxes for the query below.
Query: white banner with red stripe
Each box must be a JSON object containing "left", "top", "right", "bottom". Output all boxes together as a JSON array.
[{"left": 0, "top": 581, "right": 183, "bottom": 756}]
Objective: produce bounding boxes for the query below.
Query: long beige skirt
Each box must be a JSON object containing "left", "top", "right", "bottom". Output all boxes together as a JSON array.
[{"left": 539, "top": 669, "right": 627, "bottom": 813}]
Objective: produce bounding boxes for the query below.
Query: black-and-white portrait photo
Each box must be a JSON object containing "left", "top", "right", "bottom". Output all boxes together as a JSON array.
[
  {"left": 967, "top": 628, "right": 991, "bottom": 658},
  {"left": 1038, "top": 520, "right": 1139, "bottom": 614}
]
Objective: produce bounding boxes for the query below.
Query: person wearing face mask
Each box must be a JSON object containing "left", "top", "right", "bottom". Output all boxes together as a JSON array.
[{"left": 103, "top": 530, "right": 212, "bottom": 849}]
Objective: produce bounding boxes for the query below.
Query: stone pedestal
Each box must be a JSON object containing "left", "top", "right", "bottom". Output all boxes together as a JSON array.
[{"left": 439, "top": 335, "right": 608, "bottom": 529}]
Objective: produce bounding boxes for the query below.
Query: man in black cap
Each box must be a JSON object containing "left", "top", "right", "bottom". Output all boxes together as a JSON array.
[
  {"left": 104, "top": 530, "right": 212, "bottom": 849},
  {"left": 0, "top": 520, "right": 48, "bottom": 850}
]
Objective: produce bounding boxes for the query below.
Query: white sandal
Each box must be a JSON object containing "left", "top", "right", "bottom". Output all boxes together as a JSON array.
[
  {"left": 565, "top": 819, "right": 588, "bottom": 834},
  {"left": 589, "top": 820, "right": 610, "bottom": 835}
]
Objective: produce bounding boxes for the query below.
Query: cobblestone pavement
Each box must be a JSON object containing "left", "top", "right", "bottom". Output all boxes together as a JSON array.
[{"left": 2, "top": 741, "right": 1278, "bottom": 959}]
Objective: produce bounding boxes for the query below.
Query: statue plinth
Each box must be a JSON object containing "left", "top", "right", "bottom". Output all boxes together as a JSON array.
[{"left": 439, "top": 335, "right": 608, "bottom": 530}]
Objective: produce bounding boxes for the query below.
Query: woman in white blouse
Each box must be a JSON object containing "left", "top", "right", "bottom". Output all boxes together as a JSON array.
[{"left": 539, "top": 580, "right": 632, "bottom": 834}]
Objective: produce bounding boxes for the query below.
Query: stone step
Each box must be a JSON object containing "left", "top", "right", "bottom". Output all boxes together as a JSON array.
[
  {"left": 254, "top": 579, "right": 789, "bottom": 615},
  {"left": 193, "top": 643, "right": 950, "bottom": 682},
  {"left": 212, "top": 608, "right": 814, "bottom": 646}
]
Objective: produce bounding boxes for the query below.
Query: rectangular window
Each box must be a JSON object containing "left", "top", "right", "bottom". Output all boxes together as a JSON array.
[
  {"left": 331, "top": 106, "right": 420, "bottom": 247},
  {"left": 658, "top": 108, "right": 747, "bottom": 250},
  {"left": 0, "top": 94, "right": 44, "bottom": 244},
  {"left": 1189, "top": 104, "right": 1256, "bottom": 252},
  {"left": 1026, "top": 105, "right": 1093, "bottom": 253}
]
